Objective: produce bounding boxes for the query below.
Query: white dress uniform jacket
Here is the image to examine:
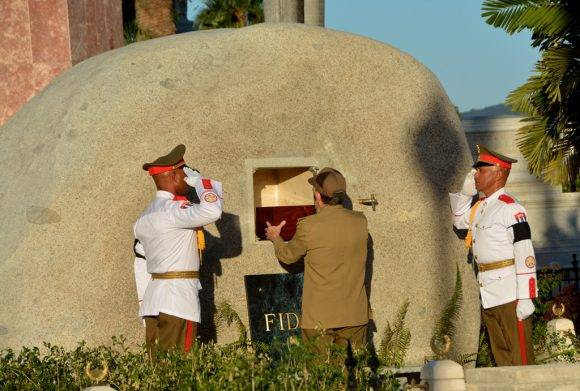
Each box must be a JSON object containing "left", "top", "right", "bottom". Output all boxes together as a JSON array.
[
  {"left": 133, "top": 182, "right": 222, "bottom": 322},
  {"left": 449, "top": 188, "right": 538, "bottom": 309}
]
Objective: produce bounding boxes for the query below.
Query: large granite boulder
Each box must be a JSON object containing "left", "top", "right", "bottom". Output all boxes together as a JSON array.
[{"left": 0, "top": 23, "right": 479, "bottom": 364}]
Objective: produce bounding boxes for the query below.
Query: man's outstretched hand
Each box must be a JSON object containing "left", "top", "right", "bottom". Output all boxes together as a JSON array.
[{"left": 265, "top": 220, "right": 286, "bottom": 241}]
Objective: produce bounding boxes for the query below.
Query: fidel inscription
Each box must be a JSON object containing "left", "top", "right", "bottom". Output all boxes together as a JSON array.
[{"left": 244, "top": 273, "right": 303, "bottom": 343}]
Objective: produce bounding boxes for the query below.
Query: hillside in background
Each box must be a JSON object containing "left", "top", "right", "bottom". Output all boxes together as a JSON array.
[{"left": 460, "top": 103, "right": 522, "bottom": 118}]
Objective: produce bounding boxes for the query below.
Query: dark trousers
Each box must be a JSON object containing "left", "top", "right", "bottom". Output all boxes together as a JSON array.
[
  {"left": 302, "top": 323, "right": 368, "bottom": 351},
  {"left": 144, "top": 312, "right": 197, "bottom": 360},
  {"left": 482, "top": 300, "right": 535, "bottom": 366}
]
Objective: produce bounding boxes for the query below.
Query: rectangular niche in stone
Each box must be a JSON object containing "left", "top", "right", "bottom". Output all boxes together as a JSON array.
[
  {"left": 245, "top": 273, "right": 303, "bottom": 344},
  {"left": 254, "top": 167, "right": 315, "bottom": 241}
]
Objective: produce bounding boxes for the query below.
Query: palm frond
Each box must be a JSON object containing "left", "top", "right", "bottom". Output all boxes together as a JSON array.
[
  {"left": 482, "top": 1, "right": 571, "bottom": 39},
  {"left": 379, "top": 299, "right": 411, "bottom": 367},
  {"left": 430, "top": 264, "right": 462, "bottom": 360},
  {"left": 451, "top": 352, "right": 478, "bottom": 366},
  {"left": 506, "top": 74, "right": 544, "bottom": 115}
]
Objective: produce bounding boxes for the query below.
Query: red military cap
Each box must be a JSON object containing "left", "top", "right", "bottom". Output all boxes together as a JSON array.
[
  {"left": 473, "top": 145, "right": 517, "bottom": 170},
  {"left": 142, "top": 144, "right": 186, "bottom": 176}
]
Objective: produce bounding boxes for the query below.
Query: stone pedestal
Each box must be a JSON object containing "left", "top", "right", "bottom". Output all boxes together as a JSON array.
[
  {"left": 0, "top": 0, "right": 123, "bottom": 126},
  {"left": 421, "top": 360, "right": 466, "bottom": 391},
  {"left": 547, "top": 317, "right": 576, "bottom": 347}
]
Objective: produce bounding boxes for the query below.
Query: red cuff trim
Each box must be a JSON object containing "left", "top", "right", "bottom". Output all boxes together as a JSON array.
[{"left": 529, "top": 277, "right": 537, "bottom": 299}]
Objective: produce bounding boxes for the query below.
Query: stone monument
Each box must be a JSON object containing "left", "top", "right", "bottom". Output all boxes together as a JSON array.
[{"left": 0, "top": 23, "right": 479, "bottom": 365}]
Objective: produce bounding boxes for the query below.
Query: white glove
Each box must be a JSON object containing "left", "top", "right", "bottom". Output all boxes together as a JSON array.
[
  {"left": 184, "top": 166, "right": 202, "bottom": 188},
  {"left": 516, "top": 299, "right": 535, "bottom": 320},
  {"left": 211, "top": 179, "right": 223, "bottom": 199},
  {"left": 461, "top": 169, "right": 477, "bottom": 196}
]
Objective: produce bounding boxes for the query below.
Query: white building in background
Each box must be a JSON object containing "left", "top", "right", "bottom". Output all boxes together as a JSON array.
[{"left": 461, "top": 115, "right": 580, "bottom": 268}]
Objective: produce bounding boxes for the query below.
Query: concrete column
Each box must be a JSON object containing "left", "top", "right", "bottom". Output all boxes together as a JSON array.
[
  {"left": 304, "top": 0, "right": 324, "bottom": 27},
  {"left": 264, "top": 0, "right": 304, "bottom": 23},
  {"left": 420, "top": 360, "right": 466, "bottom": 391}
]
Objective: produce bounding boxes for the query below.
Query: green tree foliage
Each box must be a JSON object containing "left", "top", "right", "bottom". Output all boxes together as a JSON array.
[
  {"left": 196, "top": 0, "right": 264, "bottom": 30},
  {"left": 379, "top": 300, "right": 411, "bottom": 367},
  {"left": 482, "top": 0, "right": 580, "bottom": 191}
]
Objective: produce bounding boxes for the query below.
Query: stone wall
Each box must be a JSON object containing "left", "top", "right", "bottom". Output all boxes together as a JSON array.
[{"left": 0, "top": 0, "right": 124, "bottom": 126}]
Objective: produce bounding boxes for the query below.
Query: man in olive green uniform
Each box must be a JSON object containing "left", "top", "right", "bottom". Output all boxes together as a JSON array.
[{"left": 265, "top": 167, "right": 369, "bottom": 349}]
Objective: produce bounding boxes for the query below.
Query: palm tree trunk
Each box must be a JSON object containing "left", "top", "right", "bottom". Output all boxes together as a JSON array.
[
  {"left": 135, "top": 0, "right": 176, "bottom": 39},
  {"left": 234, "top": 9, "right": 247, "bottom": 27}
]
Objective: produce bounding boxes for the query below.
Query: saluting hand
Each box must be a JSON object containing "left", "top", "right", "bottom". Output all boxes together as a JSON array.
[
  {"left": 461, "top": 169, "right": 477, "bottom": 197},
  {"left": 265, "top": 220, "right": 286, "bottom": 241}
]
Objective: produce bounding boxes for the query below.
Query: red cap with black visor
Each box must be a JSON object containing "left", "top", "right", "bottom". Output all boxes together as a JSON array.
[
  {"left": 142, "top": 144, "right": 187, "bottom": 176},
  {"left": 472, "top": 144, "right": 517, "bottom": 170}
]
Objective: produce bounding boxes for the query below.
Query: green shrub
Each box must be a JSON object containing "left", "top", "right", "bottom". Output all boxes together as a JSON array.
[{"left": 0, "top": 336, "right": 401, "bottom": 390}]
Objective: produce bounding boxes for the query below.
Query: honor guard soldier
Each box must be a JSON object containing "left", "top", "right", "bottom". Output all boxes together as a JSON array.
[
  {"left": 449, "top": 145, "right": 537, "bottom": 366},
  {"left": 133, "top": 144, "right": 222, "bottom": 358},
  {"left": 265, "top": 168, "right": 369, "bottom": 350}
]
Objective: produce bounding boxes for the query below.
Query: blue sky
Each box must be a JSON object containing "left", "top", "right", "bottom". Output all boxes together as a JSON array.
[{"left": 325, "top": 0, "right": 540, "bottom": 112}]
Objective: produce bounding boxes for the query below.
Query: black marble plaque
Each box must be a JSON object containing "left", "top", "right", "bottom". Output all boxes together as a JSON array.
[{"left": 244, "top": 273, "right": 303, "bottom": 344}]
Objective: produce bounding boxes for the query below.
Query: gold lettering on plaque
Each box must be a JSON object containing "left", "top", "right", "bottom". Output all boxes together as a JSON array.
[
  {"left": 264, "top": 313, "right": 275, "bottom": 332},
  {"left": 278, "top": 313, "right": 285, "bottom": 331},
  {"left": 286, "top": 313, "right": 299, "bottom": 330}
]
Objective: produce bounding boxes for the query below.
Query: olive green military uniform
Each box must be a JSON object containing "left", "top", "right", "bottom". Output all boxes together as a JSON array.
[{"left": 272, "top": 204, "right": 369, "bottom": 348}]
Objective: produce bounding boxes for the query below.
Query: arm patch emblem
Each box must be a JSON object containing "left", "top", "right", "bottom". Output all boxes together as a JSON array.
[
  {"left": 525, "top": 256, "right": 536, "bottom": 268},
  {"left": 204, "top": 193, "right": 218, "bottom": 203},
  {"left": 514, "top": 212, "right": 527, "bottom": 223},
  {"left": 512, "top": 221, "right": 531, "bottom": 243}
]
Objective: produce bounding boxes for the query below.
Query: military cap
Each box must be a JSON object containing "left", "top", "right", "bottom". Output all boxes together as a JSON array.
[
  {"left": 308, "top": 167, "right": 347, "bottom": 197},
  {"left": 473, "top": 144, "right": 517, "bottom": 169},
  {"left": 142, "top": 144, "right": 186, "bottom": 175}
]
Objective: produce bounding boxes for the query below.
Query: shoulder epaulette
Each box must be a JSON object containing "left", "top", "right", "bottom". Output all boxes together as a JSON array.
[{"left": 498, "top": 194, "right": 515, "bottom": 204}]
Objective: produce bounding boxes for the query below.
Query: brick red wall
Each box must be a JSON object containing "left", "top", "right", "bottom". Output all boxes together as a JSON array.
[{"left": 0, "top": 0, "right": 123, "bottom": 126}]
